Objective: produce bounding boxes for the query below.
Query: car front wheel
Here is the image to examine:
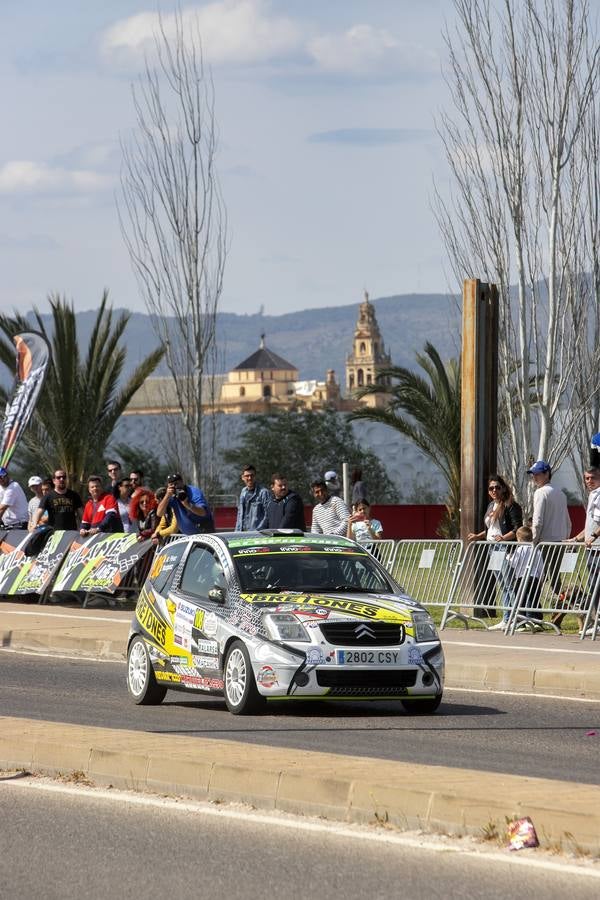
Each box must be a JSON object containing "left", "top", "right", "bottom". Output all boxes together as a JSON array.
[
  {"left": 223, "top": 640, "right": 265, "bottom": 715},
  {"left": 400, "top": 694, "right": 443, "bottom": 714},
  {"left": 127, "top": 635, "right": 167, "bottom": 705}
]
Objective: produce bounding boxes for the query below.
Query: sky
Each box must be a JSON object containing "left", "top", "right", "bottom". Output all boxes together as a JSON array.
[{"left": 0, "top": 0, "right": 458, "bottom": 316}]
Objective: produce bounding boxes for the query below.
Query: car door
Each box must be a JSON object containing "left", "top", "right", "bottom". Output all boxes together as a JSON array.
[{"left": 170, "top": 542, "right": 228, "bottom": 678}]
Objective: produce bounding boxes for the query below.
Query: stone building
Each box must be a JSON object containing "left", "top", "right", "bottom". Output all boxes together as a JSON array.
[{"left": 345, "top": 291, "right": 392, "bottom": 408}]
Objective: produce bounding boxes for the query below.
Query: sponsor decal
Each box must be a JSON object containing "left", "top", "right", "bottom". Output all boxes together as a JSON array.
[
  {"left": 155, "top": 671, "right": 181, "bottom": 683},
  {"left": 257, "top": 665, "right": 278, "bottom": 688},
  {"left": 149, "top": 554, "right": 166, "bottom": 580},
  {"left": 192, "top": 655, "right": 220, "bottom": 670},
  {"left": 177, "top": 673, "right": 224, "bottom": 690},
  {"left": 194, "top": 609, "right": 205, "bottom": 629},
  {"left": 136, "top": 597, "right": 167, "bottom": 646},
  {"left": 176, "top": 600, "right": 196, "bottom": 621},
  {"left": 305, "top": 648, "right": 325, "bottom": 666},
  {"left": 408, "top": 646, "right": 424, "bottom": 665},
  {"left": 203, "top": 611, "right": 218, "bottom": 636},
  {"left": 241, "top": 592, "right": 409, "bottom": 623},
  {"left": 195, "top": 639, "right": 218, "bottom": 654}
]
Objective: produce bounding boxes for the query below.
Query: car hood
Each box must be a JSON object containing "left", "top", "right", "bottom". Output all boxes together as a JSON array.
[{"left": 238, "top": 590, "right": 418, "bottom": 624}]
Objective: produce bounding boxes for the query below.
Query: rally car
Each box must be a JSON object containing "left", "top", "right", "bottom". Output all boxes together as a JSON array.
[{"left": 126, "top": 531, "right": 444, "bottom": 715}]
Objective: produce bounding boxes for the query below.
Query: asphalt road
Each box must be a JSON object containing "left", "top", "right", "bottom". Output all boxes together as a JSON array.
[
  {"left": 2, "top": 777, "right": 599, "bottom": 900},
  {"left": 2, "top": 650, "right": 599, "bottom": 783}
]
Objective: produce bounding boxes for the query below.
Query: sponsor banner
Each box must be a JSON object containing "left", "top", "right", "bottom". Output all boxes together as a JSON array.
[
  {"left": 0, "top": 332, "right": 50, "bottom": 468},
  {"left": 0, "top": 530, "right": 34, "bottom": 593},
  {"left": 1, "top": 530, "right": 79, "bottom": 596},
  {"left": 240, "top": 592, "right": 411, "bottom": 623},
  {"left": 52, "top": 532, "right": 154, "bottom": 594}
]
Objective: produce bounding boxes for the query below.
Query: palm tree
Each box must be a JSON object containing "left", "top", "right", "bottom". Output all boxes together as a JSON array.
[
  {"left": 349, "top": 342, "right": 461, "bottom": 535},
  {"left": 0, "top": 292, "right": 164, "bottom": 487}
]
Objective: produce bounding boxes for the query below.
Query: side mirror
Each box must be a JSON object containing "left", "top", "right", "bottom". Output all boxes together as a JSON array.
[{"left": 208, "top": 586, "right": 226, "bottom": 604}]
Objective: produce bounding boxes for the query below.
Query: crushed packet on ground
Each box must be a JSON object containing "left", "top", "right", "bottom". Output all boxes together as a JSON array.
[{"left": 506, "top": 816, "right": 539, "bottom": 851}]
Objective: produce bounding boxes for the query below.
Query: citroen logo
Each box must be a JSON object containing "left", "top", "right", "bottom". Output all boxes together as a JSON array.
[{"left": 355, "top": 623, "right": 376, "bottom": 640}]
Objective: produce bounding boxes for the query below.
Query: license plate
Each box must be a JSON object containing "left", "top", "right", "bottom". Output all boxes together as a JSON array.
[{"left": 336, "top": 649, "right": 400, "bottom": 665}]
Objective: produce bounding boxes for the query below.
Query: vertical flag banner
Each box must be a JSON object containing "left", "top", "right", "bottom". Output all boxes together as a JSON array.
[{"left": 0, "top": 332, "right": 50, "bottom": 468}]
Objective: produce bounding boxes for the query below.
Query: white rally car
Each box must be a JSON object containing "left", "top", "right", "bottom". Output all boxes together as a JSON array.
[{"left": 126, "top": 532, "right": 444, "bottom": 715}]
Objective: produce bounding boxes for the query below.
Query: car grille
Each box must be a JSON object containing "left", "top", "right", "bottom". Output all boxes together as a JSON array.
[
  {"left": 319, "top": 622, "right": 405, "bottom": 646},
  {"left": 316, "top": 669, "right": 417, "bottom": 689}
]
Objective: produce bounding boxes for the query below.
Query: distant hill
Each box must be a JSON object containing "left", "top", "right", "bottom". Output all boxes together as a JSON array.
[{"left": 21, "top": 292, "right": 461, "bottom": 381}]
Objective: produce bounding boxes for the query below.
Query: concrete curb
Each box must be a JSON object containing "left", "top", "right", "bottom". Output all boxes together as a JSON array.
[{"left": 2, "top": 715, "right": 600, "bottom": 853}]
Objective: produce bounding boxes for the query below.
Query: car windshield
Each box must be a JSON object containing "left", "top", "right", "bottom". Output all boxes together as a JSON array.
[{"left": 232, "top": 547, "right": 393, "bottom": 594}]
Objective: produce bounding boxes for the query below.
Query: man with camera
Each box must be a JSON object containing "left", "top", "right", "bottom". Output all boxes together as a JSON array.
[{"left": 156, "top": 472, "right": 214, "bottom": 535}]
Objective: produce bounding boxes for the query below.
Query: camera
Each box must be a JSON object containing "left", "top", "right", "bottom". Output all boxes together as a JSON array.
[
  {"left": 167, "top": 475, "right": 178, "bottom": 484},
  {"left": 176, "top": 488, "right": 188, "bottom": 502}
]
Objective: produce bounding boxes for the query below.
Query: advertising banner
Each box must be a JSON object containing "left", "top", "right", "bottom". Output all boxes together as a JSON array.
[
  {"left": 0, "top": 530, "right": 36, "bottom": 594},
  {"left": 1, "top": 530, "right": 79, "bottom": 596},
  {"left": 51, "top": 532, "right": 154, "bottom": 594},
  {"left": 0, "top": 332, "right": 50, "bottom": 468}
]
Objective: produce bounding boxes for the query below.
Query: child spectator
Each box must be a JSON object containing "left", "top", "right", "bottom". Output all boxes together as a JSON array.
[
  {"left": 151, "top": 486, "right": 178, "bottom": 544},
  {"left": 506, "top": 525, "right": 544, "bottom": 629}
]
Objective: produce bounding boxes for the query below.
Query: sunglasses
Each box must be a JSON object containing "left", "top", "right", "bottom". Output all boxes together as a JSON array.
[
  {"left": 54, "top": 475, "right": 67, "bottom": 480},
  {"left": 488, "top": 484, "right": 502, "bottom": 491}
]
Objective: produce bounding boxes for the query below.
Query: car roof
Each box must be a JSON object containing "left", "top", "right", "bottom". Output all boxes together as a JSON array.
[{"left": 216, "top": 531, "right": 356, "bottom": 549}]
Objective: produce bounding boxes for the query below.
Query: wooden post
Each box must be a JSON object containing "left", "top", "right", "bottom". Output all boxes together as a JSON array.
[{"left": 460, "top": 279, "right": 498, "bottom": 541}]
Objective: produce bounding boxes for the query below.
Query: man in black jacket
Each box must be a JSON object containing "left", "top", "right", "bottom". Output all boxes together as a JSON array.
[{"left": 266, "top": 474, "right": 306, "bottom": 531}]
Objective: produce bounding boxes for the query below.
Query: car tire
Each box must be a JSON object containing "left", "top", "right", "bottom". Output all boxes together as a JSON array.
[
  {"left": 223, "top": 640, "right": 265, "bottom": 715},
  {"left": 400, "top": 694, "right": 443, "bottom": 715},
  {"left": 127, "top": 635, "right": 167, "bottom": 705}
]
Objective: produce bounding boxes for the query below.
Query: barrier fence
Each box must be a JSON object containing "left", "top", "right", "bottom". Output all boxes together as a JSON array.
[
  {"left": 366, "top": 538, "right": 599, "bottom": 641},
  {"left": 0, "top": 529, "right": 597, "bottom": 640}
]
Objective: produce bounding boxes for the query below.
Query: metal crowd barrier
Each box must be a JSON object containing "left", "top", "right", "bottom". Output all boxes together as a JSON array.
[
  {"left": 440, "top": 540, "right": 599, "bottom": 640},
  {"left": 366, "top": 538, "right": 463, "bottom": 613}
]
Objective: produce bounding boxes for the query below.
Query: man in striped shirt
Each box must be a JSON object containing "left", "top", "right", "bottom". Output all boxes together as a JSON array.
[{"left": 310, "top": 478, "right": 349, "bottom": 536}]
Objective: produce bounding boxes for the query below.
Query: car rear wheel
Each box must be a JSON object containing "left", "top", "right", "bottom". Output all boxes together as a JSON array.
[
  {"left": 224, "top": 640, "right": 265, "bottom": 715},
  {"left": 127, "top": 635, "right": 167, "bottom": 705},
  {"left": 400, "top": 694, "right": 443, "bottom": 714}
]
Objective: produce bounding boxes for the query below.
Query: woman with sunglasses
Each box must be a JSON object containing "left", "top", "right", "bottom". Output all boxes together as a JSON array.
[
  {"left": 467, "top": 475, "right": 522, "bottom": 544},
  {"left": 466, "top": 475, "right": 523, "bottom": 621}
]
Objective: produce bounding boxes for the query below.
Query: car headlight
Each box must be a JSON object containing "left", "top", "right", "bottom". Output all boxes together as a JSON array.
[
  {"left": 263, "top": 613, "right": 310, "bottom": 643},
  {"left": 412, "top": 611, "right": 439, "bottom": 642}
]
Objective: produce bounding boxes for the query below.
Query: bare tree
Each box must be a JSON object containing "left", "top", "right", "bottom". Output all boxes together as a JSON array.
[
  {"left": 435, "top": 0, "right": 600, "bottom": 502},
  {"left": 120, "top": 10, "right": 227, "bottom": 487}
]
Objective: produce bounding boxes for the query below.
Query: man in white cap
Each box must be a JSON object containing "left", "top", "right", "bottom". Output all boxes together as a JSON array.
[
  {"left": 0, "top": 467, "right": 29, "bottom": 530},
  {"left": 324, "top": 470, "right": 342, "bottom": 497},
  {"left": 27, "top": 475, "right": 44, "bottom": 529}
]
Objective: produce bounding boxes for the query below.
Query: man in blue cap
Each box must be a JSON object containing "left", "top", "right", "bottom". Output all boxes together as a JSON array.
[{"left": 527, "top": 459, "right": 571, "bottom": 597}]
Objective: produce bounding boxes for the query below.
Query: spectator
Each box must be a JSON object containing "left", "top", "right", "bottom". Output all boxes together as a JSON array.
[
  {"left": 347, "top": 499, "right": 383, "bottom": 544},
  {"left": 235, "top": 464, "right": 271, "bottom": 532},
  {"left": 466, "top": 474, "right": 523, "bottom": 618},
  {"left": 0, "top": 467, "right": 30, "bottom": 530},
  {"left": 129, "top": 470, "right": 145, "bottom": 497},
  {"left": 324, "top": 470, "right": 342, "bottom": 497},
  {"left": 565, "top": 466, "right": 600, "bottom": 633},
  {"left": 151, "top": 486, "right": 178, "bottom": 544},
  {"left": 105, "top": 460, "right": 122, "bottom": 496},
  {"left": 115, "top": 477, "right": 134, "bottom": 533},
  {"left": 32, "top": 469, "right": 83, "bottom": 532},
  {"left": 130, "top": 488, "right": 158, "bottom": 541},
  {"left": 351, "top": 468, "right": 367, "bottom": 507},
  {"left": 527, "top": 459, "right": 571, "bottom": 595},
  {"left": 504, "top": 525, "right": 544, "bottom": 631},
  {"left": 156, "top": 472, "right": 214, "bottom": 535},
  {"left": 310, "top": 478, "right": 349, "bottom": 536},
  {"left": 27, "top": 475, "right": 44, "bottom": 529},
  {"left": 80, "top": 475, "right": 122, "bottom": 537},
  {"left": 266, "top": 474, "right": 306, "bottom": 531}
]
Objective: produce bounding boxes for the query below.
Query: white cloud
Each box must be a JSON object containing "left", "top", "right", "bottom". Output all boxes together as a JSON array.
[
  {"left": 307, "top": 24, "right": 438, "bottom": 77},
  {"left": 0, "top": 161, "right": 113, "bottom": 195},
  {"left": 101, "top": 1, "right": 303, "bottom": 67}
]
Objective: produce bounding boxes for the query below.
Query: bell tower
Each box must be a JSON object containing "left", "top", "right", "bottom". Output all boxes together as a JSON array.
[{"left": 346, "top": 291, "right": 391, "bottom": 407}]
